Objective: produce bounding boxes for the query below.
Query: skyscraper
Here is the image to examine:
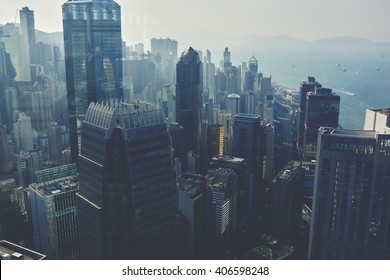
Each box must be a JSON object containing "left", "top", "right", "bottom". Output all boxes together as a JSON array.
[
  {"left": 29, "top": 176, "right": 79, "bottom": 259},
  {"left": 308, "top": 127, "right": 390, "bottom": 259},
  {"left": 297, "top": 77, "right": 322, "bottom": 155},
  {"left": 0, "top": 123, "right": 10, "bottom": 174},
  {"left": 62, "top": 0, "right": 123, "bottom": 162},
  {"left": 176, "top": 47, "right": 202, "bottom": 170},
  {"left": 13, "top": 113, "right": 33, "bottom": 152},
  {"left": 303, "top": 88, "right": 340, "bottom": 159},
  {"left": 78, "top": 101, "right": 177, "bottom": 259},
  {"left": 47, "top": 122, "right": 63, "bottom": 165},
  {"left": 223, "top": 47, "right": 232, "bottom": 74},
  {"left": 232, "top": 114, "right": 266, "bottom": 218},
  {"left": 19, "top": 7, "right": 36, "bottom": 64},
  {"left": 205, "top": 168, "right": 238, "bottom": 259}
]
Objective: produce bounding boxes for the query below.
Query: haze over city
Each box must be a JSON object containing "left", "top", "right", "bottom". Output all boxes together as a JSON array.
[
  {"left": 0, "top": 0, "right": 389, "bottom": 263},
  {"left": 1, "top": 0, "right": 390, "bottom": 46}
]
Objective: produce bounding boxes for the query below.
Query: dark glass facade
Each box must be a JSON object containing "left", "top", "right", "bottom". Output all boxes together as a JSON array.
[
  {"left": 175, "top": 47, "right": 202, "bottom": 170},
  {"left": 62, "top": 0, "right": 123, "bottom": 162},
  {"left": 78, "top": 101, "right": 177, "bottom": 259},
  {"left": 309, "top": 128, "right": 390, "bottom": 259},
  {"left": 303, "top": 88, "right": 340, "bottom": 159}
]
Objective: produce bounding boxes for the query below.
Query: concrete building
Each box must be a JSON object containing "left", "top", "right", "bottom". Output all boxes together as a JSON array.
[
  {"left": 308, "top": 127, "right": 390, "bottom": 259},
  {"left": 364, "top": 107, "right": 390, "bottom": 133},
  {"left": 29, "top": 175, "right": 79, "bottom": 259}
]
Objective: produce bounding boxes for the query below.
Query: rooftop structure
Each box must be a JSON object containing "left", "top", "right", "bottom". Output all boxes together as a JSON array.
[{"left": 0, "top": 240, "right": 46, "bottom": 260}]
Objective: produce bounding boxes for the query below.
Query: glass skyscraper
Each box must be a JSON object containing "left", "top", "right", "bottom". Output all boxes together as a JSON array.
[
  {"left": 308, "top": 127, "right": 390, "bottom": 259},
  {"left": 175, "top": 47, "right": 202, "bottom": 170},
  {"left": 77, "top": 101, "right": 177, "bottom": 259},
  {"left": 62, "top": 0, "right": 123, "bottom": 163}
]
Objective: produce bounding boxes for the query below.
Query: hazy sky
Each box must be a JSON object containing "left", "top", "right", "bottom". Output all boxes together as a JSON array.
[{"left": 1, "top": 0, "right": 390, "bottom": 44}]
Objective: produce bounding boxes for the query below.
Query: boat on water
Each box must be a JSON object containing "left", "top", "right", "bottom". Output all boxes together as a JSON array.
[{"left": 377, "top": 67, "right": 380, "bottom": 71}]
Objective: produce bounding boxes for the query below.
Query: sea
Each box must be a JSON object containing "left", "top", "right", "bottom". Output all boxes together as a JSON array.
[{"left": 231, "top": 46, "right": 390, "bottom": 130}]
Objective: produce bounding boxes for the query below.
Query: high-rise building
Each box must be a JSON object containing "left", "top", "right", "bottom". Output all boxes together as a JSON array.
[
  {"left": 29, "top": 175, "right": 79, "bottom": 259},
  {"left": 205, "top": 168, "right": 238, "bottom": 259},
  {"left": 78, "top": 101, "right": 177, "bottom": 259},
  {"left": 176, "top": 47, "right": 202, "bottom": 170},
  {"left": 232, "top": 114, "right": 267, "bottom": 218},
  {"left": 0, "top": 123, "right": 10, "bottom": 174},
  {"left": 0, "top": 23, "right": 31, "bottom": 81},
  {"left": 223, "top": 47, "right": 232, "bottom": 74},
  {"left": 364, "top": 107, "right": 390, "bottom": 133},
  {"left": 62, "top": 0, "right": 123, "bottom": 162},
  {"left": 19, "top": 7, "right": 36, "bottom": 64},
  {"left": 0, "top": 179, "right": 27, "bottom": 244},
  {"left": 308, "top": 127, "right": 390, "bottom": 259},
  {"left": 303, "top": 88, "right": 340, "bottom": 159},
  {"left": 178, "top": 173, "right": 206, "bottom": 259},
  {"left": 47, "top": 122, "right": 63, "bottom": 165},
  {"left": 297, "top": 77, "right": 322, "bottom": 154},
  {"left": 270, "top": 161, "right": 304, "bottom": 243},
  {"left": 210, "top": 155, "right": 249, "bottom": 230},
  {"left": 13, "top": 113, "right": 33, "bottom": 152},
  {"left": 15, "top": 151, "right": 41, "bottom": 187}
]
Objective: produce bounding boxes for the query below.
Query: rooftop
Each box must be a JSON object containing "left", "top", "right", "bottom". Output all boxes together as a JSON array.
[
  {"left": 30, "top": 175, "right": 79, "bottom": 197},
  {"left": 320, "top": 127, "right": 377, "bottom": 139},
  {"left": 367, "top": 107, "right": 390, "bottom": 116},
  {"left": 0, "top": 240, "right": 46, "bottom": 260}
]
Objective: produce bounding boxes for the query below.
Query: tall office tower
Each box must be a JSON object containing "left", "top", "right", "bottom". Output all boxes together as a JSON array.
[
  {"left": 0, "top": 24, "right": 31, "bottom": 81},
  {"left": 15, "top": 151, "right": 41, "bottom": 187},
  {"left": 29, "top": 176, "right": 79, "bottom": 260},
  {"left": 176, "top": 47, "right": 202, "bottom": 171},
  {"left": 62, "top": 0, "right": 123, "bottom": 163},
  {"left": 227, "top": 93, "right": 240, "bottom": 115},
  {"left": 204, "top": 49, "right": 215, "bottom": 89},
  {"left": 210, "top": 155, "right": 249, "bottom": 230},
  {"left": 243, "top": 71, "right": 254, "bottom": 92},
  {"left": 308, "top": 127, "right": 390, "bottom": 259},
  {"left": 270, "top": 161, "right": 304, "bottom": 243},
  {"left": 13, "top": 113, "right": 33, "bottom": 152},
  {"left": 223, "top": 47, "right": 232, "bottom": 74},
  {"left": 205, "top": 168, "right": 238, "bottom": 259},
  {"left": 248, "top": 56, "right": 258, "bottom": 77},
  {"left": 4, "top": 87, "right": 18, "bottom": 132},
  {"left": 240, "top": 92, "right": 255, "bottom": 114},
  {"left": 0, "top": 179, "right": 26, "bottom": 244},
  {"left": 19, "top": 7, "right": 36, "bottom": 64},
  {"left": 78, "top": 101, "right": 177, "bottom": 259},
  {"left": 178, "top": 173, "right": 206, "bottom": 259},
  {"left": 232, "top": 114, "right": 266, "bottom": 218},
  {"left": 297, "top": 77, "right": 322, "bottom": 155},
  {"left": 207, "top": 124, "right": 224, "bottom": 160},
  {"left": 273, "top": 102, "right": 294, "bottom": 174},
  {"left": 364, "top": 107, "right": 390, "bottom": 133},
  {"left": 263, "top": 122, "right": 275, "bottom": 183},
  {"left": 0, "top": 123, "right": 10, "bottom": 174},
  {"left": 47, "top": 122, "right": 63, "bottom": 165},
  {"left": 303, "top": 88, "right": 340, "bottom": 159}
]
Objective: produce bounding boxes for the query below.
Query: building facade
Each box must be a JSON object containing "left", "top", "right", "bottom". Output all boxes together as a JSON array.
[
  {"left": 29, "top": 176, "right": 79, "bottom": 259},
  {"left": 62, "top": 0, "right": 123, "bottom": 162},
  {"left": 78, "top": 101, "right": 177, "bottom": 259},
  {"left": 175, "top": 47, "right": 202, "bottom": 170},
  {"left": 308, "top": 127, "right": 390, "bottom": 259}
]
